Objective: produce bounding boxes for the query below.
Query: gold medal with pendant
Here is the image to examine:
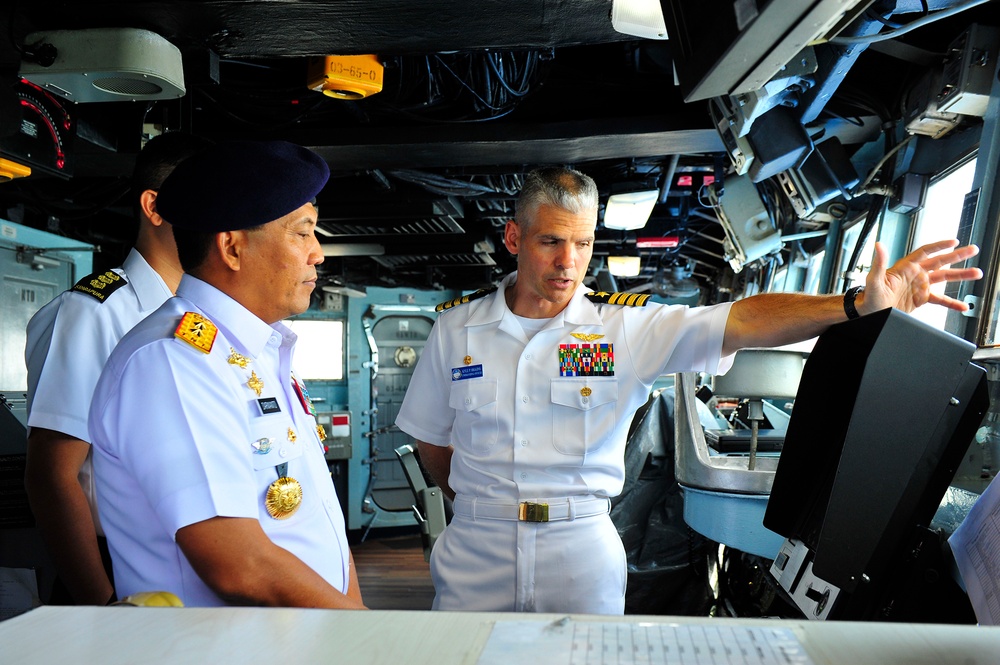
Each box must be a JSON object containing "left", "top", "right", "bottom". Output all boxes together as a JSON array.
[{"left": 265, "top": 463, "right": 302, "bottom": 520}]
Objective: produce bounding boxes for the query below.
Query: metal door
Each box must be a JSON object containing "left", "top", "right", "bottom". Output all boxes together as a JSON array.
[{"left": 367, "top": 313, "right": 435, "bottom": 512}]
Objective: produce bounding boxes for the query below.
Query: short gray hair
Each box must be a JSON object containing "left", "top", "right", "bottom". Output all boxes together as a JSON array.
[{"left": 515, "top": 167, "right": 599, "bottom": 229}]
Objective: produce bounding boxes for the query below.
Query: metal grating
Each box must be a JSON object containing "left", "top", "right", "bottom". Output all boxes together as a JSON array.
[
  {"left": 371, "top": 253, "right": 496, "bottom": 269},
  {"left": 320, "top": 216, "right": 465, "bottom": 238}
]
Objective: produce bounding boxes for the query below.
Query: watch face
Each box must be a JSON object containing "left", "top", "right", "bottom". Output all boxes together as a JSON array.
[{"left": 394, "top": 345, "right": 417, "bottom": 368}]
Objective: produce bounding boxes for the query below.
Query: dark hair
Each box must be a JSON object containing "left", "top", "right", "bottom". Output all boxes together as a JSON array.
[
  {"left": 515, "top": 166, "right": 598, "bottom": 230},
  {"left": 173, "top": 222, "right": 266, "bottom": 274},
  {"left": 172, "top": 226, "right": 217, "bottom": 274},
  {"left": 132, "top": 132, "right": 213, "bottom": 215}
]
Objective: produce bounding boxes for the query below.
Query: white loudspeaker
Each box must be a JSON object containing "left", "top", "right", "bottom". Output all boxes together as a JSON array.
[{"left": 19, "top": 28, "right": 186, "bottom": 103}]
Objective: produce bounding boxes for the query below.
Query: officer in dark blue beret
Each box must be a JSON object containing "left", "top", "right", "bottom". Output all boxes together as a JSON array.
[
  {"left": 157, "top": 139, "right": 331, "bottom": 322},
  {"left": 87, "top": 140, "right": 367, "bottom": 609},
  {"left": 157, "top": 139, "right": 330, "bottom": 232}
]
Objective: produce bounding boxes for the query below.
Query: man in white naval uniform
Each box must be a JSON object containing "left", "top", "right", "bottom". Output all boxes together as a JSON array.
[
  {"left": 88, "top": 140, "right": 365, "bottom": 608},
  {"left": 24, "top": 132, "right": 210, "bottom": 605},
  {"left": 395, "top": 166, "right": 982, "bottom": 614}
]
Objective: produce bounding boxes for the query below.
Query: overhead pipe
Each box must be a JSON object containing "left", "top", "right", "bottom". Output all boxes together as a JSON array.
[{"left": 658, "top": 154, "right": 681, "bottom": 204}]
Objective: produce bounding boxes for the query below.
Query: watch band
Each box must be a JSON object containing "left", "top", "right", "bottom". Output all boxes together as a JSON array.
[{"left": 844, "top": 285, "right": 864, "bottom": 320}]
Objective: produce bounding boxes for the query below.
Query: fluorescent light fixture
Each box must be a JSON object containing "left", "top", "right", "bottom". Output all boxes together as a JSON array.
[
  {"left": 321, "top": 243, "right": 385, "bottom": 257},
  {"left": 611, "top": 0, "right": 669, "bottom": 40},
  {"left": 608, "top": 255, "right": 641, "bottom": 277},
  {"left": 603, "top": 190, "right": 659, "bottom": 230}
]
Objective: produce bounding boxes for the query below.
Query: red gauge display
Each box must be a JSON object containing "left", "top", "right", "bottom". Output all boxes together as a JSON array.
[{"left": 1, "top": 79, "right": 74, "bottom": 178}]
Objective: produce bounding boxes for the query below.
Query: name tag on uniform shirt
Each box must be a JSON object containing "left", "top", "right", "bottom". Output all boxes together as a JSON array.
[
  {"left": 452, "top": 364, "right": 484, "bottom": 381},
  {"left": 257, "top": 397, "right": 282, "bottom": 415}
]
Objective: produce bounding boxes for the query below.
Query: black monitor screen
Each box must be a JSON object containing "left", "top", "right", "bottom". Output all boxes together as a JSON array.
[{"left": 763, "top": 308, "right": 987, "bottom": 593}]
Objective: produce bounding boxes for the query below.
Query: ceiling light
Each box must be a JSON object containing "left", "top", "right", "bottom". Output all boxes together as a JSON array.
[
  {"left": 321, "top": 243, "right": 385, "bottom": 257},
  {"left": 611, "top": 0, "right": 669, "bottom": 40},
  {"left": 608, "top": 255, "right": 641, "bottom": 277},
  {"left": 603, "top": 190, "right": 659, "bottom": 230}
]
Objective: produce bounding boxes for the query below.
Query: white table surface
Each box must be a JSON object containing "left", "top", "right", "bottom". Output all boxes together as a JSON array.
[{"left": 2, "top": 606, "right": 999, "bottom": 664}]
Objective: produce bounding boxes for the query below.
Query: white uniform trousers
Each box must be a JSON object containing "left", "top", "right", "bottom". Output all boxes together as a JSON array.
[{"left": 429, "top": 498, "right": 626, "bottom": 614}]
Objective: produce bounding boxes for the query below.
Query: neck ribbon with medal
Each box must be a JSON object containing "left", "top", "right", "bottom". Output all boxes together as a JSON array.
[{"left": 228, "top": 347, "right": 303, "bottom": 520}]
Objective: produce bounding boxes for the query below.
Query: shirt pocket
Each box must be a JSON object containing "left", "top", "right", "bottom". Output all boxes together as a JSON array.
[
  {"left": 448, "top": 378, "right": 499, "bottom": 454},
  {"left": 550, "top": 378, "right": 619, "bottom": 456},
  {"left": 248, "top": 420, "right": 311, "bottom": 526},
  {"left": 249, "top": 421, "right": 305, "bottom": 472}
]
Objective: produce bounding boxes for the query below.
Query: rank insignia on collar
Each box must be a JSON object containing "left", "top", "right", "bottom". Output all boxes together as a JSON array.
[
  {"left": 571, "top": 332, "right": 604, "bottom": 342},
  {"left": 585, "top": 291, "right": 651, "bottom": 307},
  {"left": 247, "top": 370, "right": 264, "bottom": 396},
  {"left": 173, "top": 312, "right": 217, "bottom": 353},
  {"left": 435, "top": 286, "right": 498, "bottom": 312},
  {"left": 228, "top": 348, "right": 251, "bottom": 368}
]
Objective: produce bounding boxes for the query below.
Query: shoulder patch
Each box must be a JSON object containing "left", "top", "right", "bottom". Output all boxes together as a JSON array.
[
  {"left": 71, "top": 270, "right": 128, "bottom": 303},
  {"left": 435, "top": 287, "right": 498, "bottom": 312},
  {"left": 173, "top": 312, "right": 218, "bottom": 354},
  {"left": 585, "top": 291, "right": 652, "bottom": 307}
]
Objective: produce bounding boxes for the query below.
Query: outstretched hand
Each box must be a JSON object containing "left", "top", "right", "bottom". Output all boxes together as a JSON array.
[{"left": 863, "top": 239, "right": 982, "bottom": 314}]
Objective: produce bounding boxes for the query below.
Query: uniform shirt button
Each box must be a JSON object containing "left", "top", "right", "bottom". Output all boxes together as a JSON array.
[
  {"left": 279, "top": 448, "right": 288, "bottom": 458},
  {"left": 465, "top": 397, "right": 472, "bottom": 405},
  {"left": 522, "top": 395, "right": 529, "bottom": 403},
  {"left": 520, "top": 473, "right": 527, "bottom": 480},
  {"left": 520, "top": 439, "right": 528, "bottom": 447},
  {"left": 582, "top": 396, "right": 589, "bottom": 404},
  {"left": 524, "top": 354, "right": 532, "bottom": 360}
]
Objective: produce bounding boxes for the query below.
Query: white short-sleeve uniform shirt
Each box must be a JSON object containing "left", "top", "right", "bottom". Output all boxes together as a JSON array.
[
  {"left": 395, "top": 272, "right": 734, "bottom": 613},
  {"left": 25, "top": 248, "right": 172, "bottom": 532},
  {"left": 88, "top": 275, "right": 352, "bottom": 606}
]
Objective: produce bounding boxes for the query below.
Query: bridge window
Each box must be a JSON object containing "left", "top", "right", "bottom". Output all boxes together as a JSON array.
[
  {"left": 909, "top": 158, "right": 977, "bottom": 331},
  {"left": 283, "top": 319, "right": 345, "bottom": 380}
]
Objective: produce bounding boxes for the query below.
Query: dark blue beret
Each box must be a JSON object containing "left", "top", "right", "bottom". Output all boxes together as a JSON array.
[{"left": 156, "top": 140, "right": 329, "bottom": 231}]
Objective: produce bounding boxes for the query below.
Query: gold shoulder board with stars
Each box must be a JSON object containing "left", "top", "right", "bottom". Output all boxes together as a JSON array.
[
  {"left": 435, "top": 286, "right": 498, "bottom": 312},
  {"left": 70, "top": 270, "right": 128, "bottom": 303},
  {"left": 585, "top": 291, "right": 652, "bottom": 307},
  {"left": 174, "top": 312, "right": 218, "bottom": 354}
]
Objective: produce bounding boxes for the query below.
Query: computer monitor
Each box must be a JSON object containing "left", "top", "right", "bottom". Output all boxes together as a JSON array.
[{"left": 763, "top": 308, "right": 988, "bottom": 621}]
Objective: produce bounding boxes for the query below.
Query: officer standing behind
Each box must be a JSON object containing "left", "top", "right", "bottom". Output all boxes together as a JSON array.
[
  {"left": 395, "top": 166, "right": 982, "bottom": 615},
  {"left": 87, "top": 140, "right": 365, "bottom": 608},
  {"left": 24, "top": 132, "right": 210, "bottom": 605}
]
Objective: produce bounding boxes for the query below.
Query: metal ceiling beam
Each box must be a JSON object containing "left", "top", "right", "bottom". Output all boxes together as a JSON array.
[
  {"left": 304, "top": 118, "right": 724, "bottom": 170},
  {"left": 20, "top": 1, "right": 628, "bottom": 58}
]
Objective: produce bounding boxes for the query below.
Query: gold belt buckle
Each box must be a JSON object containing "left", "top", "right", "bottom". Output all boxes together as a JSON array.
[{"left": 518, "top": 502, "right": 549, "bottom": 522}]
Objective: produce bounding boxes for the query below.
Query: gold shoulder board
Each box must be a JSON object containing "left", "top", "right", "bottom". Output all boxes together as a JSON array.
[
  {"left": 585, "top": 291, "right": 652, "bottom": 307},
  {"left": 173, "top": 312, "right": 218, "bottom": 354},
  {"left": 71, "top": 270, "right": 128, "bottom": 303},
  {"left": 435, "top": 286, "right": 498, "bottom": 312}
]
